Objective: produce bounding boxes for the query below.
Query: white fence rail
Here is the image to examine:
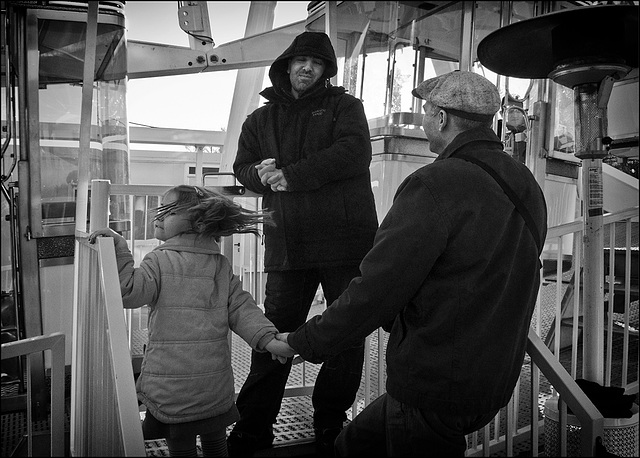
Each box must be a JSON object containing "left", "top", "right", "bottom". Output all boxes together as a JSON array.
[
  {"left": 543, "top": 206, "right": 639, "bottom": 392},
  {"left": 1, "top": 333, "right": 66, "bottom": 457},
  {"left": 71, "top": 230, "right": 145, "bottom": 456},
  {"left": 73, "top": 180, "right": 637, "bottom": 456}
]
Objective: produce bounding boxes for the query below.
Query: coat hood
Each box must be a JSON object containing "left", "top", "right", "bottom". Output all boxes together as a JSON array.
[{"left": 268, "top": 31, "right": 338, "bottom": 92}]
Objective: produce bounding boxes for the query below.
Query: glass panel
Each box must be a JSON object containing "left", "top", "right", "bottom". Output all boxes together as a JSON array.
[
  {"left": 390, "top": 44, "right": 414, "bottom": 113},
  {"left": 307, "top": 1, "right": 395, "bottom": 117},
  {"left": 401, "top": 2, "right": 462, "bottom": 62},
  {"left": 510, "top": 1, "right": 536, "bottom": 23},
  {"left": 474, "top": 1, "right": 535, "bottom": 86},
  {"left": 35, "top": 15, "right": 129, "bottom": 234},
  {"left": 392, "top": 2, "right": 463, "bottom": 116},
  {"left": 133, "top": 195, "right": 159, "bottom": 242},
  {"left": 552, "top": 83, "right": 576, "bottom": 155},
  {"left": 306, "top": 1, "right": 538, "bottom": 124},
  {"left": 38, "top": 19, "right": 127, "bottom": 84},
  {"left": 307, "top": 2, "right": 465, "bottom": 120}
]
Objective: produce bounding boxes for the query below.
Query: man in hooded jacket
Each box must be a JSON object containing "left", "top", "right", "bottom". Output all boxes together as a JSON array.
[{"left": 228, "top": 31, "right": 378, "bottom": 456}]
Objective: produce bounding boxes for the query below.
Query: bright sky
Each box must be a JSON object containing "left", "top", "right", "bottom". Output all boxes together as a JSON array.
[{"left": 125, "top": 1, "right": 309, "bottom": 132}]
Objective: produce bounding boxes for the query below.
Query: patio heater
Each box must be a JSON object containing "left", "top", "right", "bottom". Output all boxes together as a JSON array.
[{"left": 477, "top": 5, "right": 638, "bottom": 384}]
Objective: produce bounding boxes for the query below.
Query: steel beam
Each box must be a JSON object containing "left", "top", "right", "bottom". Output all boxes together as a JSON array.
[{"left": 127, "top": 20, "right": 306, "bottom": 80}]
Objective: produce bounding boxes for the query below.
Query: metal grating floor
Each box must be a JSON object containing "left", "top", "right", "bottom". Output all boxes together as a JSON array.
[
  {"left": 1, "top": 292, "right": 637, "bottom": 457},
  {"left": 112, "top": 288, "right": 640, "bottom": 457}
]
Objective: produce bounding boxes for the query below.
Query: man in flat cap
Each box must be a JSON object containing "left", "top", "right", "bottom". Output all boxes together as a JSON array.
[{"left": 276, "top": 70, "right": 548, "bottom": 456}]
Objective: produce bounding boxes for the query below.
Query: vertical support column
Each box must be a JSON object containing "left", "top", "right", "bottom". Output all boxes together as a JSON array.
[
  {"left": 218, "top": 1, "right": 276, "bottom": 266},
  {"left": 76, "top": 1, "right": 98, "bottom": 234},
  {"left": 18, "top": 11, "right": 47, "bottom": 416},
  {"left": 89, "top": 179, "right": 111, "bottom": 232},
  {"left": 526, "top": 86, "right": 550, "bottom": 189},
  {"left": 580, "top": 158, "right": 605, "bottom": 383},
  {"left": 411, "top": 45, "right": 428, "bottom": 114},
  {"left": 459, "top": 1, "right": 475, "bottom": 72},
  {"left": 325, "top": 1, "right": 338, "bottom": 87},
  {"left": 219, "top": 1, "right": 276, "bottom": 174},
  {"left": 195, "top": 145, "right": 204, "bottom": 185},
  {"left": 573, "top": 82, "right": 607, "bottom": 384}
]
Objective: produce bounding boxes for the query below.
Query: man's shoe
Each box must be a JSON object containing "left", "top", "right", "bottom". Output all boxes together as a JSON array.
[
  {"left": 314, "top": 427, "right": 342, "bottom": 457},
  {"left": 227, "top": 430, "right": 273, "bottom": 457}
]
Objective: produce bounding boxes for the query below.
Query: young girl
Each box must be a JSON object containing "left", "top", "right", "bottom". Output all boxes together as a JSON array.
[{"left": 89, "top": 185, "right": 294, "bottom": 457}]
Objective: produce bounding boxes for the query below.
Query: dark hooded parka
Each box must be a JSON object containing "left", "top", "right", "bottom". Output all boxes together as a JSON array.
[{"left": 233, "top": 32, "right": 378, "bottom": 271}]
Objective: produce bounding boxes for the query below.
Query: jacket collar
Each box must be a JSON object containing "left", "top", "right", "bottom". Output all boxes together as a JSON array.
[
  {"left": 156, "top": 233, "right": 221, "bottom": 254},
  {"left": 436, "top": 126, "right": 502, "bottom": 162},
  {"left": 260, "top": 83, "right": 345, "bottom": 104}
]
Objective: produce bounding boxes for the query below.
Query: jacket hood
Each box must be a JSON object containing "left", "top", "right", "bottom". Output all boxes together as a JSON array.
[{"left": 268, "top": 31, "right": 338, "bottom": 92}]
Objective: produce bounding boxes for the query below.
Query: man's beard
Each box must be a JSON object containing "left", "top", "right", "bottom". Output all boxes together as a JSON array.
[{"left": 292, "top": 72, "right": 317, "bottom": 93}]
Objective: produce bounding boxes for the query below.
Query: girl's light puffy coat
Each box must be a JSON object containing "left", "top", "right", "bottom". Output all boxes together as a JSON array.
[{"left": 115, "top": 233, "right": 277, "bottom": 424}]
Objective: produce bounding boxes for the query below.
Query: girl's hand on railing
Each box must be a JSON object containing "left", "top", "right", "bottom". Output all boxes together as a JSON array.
[{"left": 88, "top": 227, "right": 128, "bottom": 250}]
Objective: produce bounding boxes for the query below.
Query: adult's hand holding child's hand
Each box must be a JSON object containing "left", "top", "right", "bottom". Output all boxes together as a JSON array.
[
  {"left": 266, "top": 335, "right": 296, "bottom": 364},
  {"left": 275, "top": 333, "right": 304, "bottom": 364}
]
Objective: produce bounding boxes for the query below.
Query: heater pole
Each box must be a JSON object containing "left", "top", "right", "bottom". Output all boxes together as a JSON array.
[
  {"left": 573, "top": 81, "right": 610, "bottom": 384},
  {"left": 476, "top": 3, "right": 637, "bottom": 387},
  {"left": 579, "top": 156, "right": 605, "bottom": 383}
]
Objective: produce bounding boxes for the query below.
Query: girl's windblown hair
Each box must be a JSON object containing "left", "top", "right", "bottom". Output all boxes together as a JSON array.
[{"left": 153, "top": 185, "right": 274, "bottom": 240}]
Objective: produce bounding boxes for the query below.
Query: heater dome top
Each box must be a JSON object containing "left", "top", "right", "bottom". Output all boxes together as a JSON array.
[{"left": 477, "top": 5, "right": 638, "bottom": 83}]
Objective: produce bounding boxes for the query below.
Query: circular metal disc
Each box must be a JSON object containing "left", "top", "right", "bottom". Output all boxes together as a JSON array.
[{"left": 477, "top": 5, "right": 638, "bottom": 79}]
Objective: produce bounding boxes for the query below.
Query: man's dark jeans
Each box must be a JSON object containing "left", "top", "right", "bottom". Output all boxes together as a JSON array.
[
  {"left": 335, "top": 393, "right": 500, "bottom": 456},
  {"left": 232, "top": 266, "right": 365, "bottom": 442}
]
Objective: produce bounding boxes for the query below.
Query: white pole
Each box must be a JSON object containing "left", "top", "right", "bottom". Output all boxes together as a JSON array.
[
  {"left": 218, "top": 1, "right": 276, "bottom": 174},
  {"left": 574, "top": 81, "right": 608, "bottom": 384},
  {"left": 325, "top": 1, "right": 338, "bottom": 86},
  {"left": 580, "top": 158, "right": 604, "bottom": 383},
  {"left": 89, "top": 179, "right": 111, "bottom": 232},
  {"left": 75, "top": 1, "right": 99, "bottom": 234}
]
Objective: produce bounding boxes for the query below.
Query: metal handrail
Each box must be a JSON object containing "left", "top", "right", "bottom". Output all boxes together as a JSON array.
[
  {"left": 526, "top": 329, "right": 605, "bottom": 457},
  {"left": 70, "top": 234, "right": 146, "bottom": 456},
  {"left": 547, "top": 205, "right": 639, "bottom": 239},
  {"left": 85, "top": 182, "right": 637, "bottom": 456},
  {"left": 1, "top": 333, "right": 66, "bottom": 457},
  {"left": 71, "top": 180, "right": 146, "bottom": 457}
]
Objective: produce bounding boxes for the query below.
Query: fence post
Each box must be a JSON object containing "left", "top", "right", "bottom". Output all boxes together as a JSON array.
[{"left": 90, "top": 179, "right": 111, "bottom": 232}]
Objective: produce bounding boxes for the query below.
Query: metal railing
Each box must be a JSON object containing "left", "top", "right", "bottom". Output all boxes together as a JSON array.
[
  {"left": 543, "top": 206, "right": 638, "bottom": 390},
  {"left": 71, "top": 181, "right": 146, "bottom": 456},
  {"left": 1, "top": 333, "right": 66, "bottom": 457},
  {"left": 525, "top": 329, "right": 605, "bottom": 457},
  {"left": 462, "top": 328, "right": 609, "bottom": 457},
  {"left": 75, "top": 180, "right": 638, "bottom": 456},
  {"left": 464, "top": 205, "right": 638, "bottom": 456}
]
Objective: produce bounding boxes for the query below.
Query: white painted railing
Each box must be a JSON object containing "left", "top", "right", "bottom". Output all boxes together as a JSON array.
[
  {"left": 541, "top": 206, "right": 638, "bottom": 391},
  {"left": 70, "top": 234, "right": 146, "bottom": 456},
  {"left": 1, "top": 333, "right": 66, "bottom": 457},
  {"left": 464, "top": 205, "right": 638, "bottom": 456},
  {"left": 80, "top": 179, "right": 638, "bottom": 456},
  {"left": 71, "top": 180, "right": 146, "bottom": 457}
]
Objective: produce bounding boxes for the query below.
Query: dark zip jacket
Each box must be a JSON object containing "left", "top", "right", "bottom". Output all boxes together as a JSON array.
[
  {"left": 233, "top": 32, "right": 378, "bottom": 270},
  {"left": 288, "top": 126, "right": 548, "bottom": 415}
]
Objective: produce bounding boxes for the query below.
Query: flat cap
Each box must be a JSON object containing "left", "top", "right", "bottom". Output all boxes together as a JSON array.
[{"left": 412, "top": 70, "right": 501, "bottom": 122}]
